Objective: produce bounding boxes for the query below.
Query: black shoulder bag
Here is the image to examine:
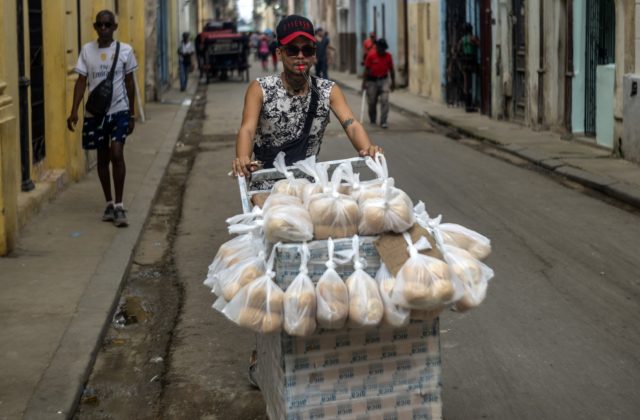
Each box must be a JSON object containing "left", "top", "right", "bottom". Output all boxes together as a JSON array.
[
  {"left": 255, "top": 76, "right": 320, "bottom": 168},
  {"left": 86, "top": 42, "right": 120, "bottom": 117}
]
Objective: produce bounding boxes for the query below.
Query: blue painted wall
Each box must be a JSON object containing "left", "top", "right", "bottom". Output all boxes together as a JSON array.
[
  {"left": 571, "top": 0, "right": 586, "bottom": 133},
  {"left": 369, "top": 0, "right": 399, "bottom": 65}
]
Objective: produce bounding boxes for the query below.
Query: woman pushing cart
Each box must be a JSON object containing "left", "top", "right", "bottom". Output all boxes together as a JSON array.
[{"left": 230, "top": 15, "right": 383, "bottom": 187}]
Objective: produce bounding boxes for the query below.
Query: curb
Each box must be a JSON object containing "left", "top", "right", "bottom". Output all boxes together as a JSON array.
[
  {"left": 335, "top": 78, "right": 640, "bottom": 211},
  {"left": 22, "top": 88, "right": 195, "bottom": 420}
]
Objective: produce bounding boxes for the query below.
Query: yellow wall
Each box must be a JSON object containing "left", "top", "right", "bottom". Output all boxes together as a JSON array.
[
  {"left": 0, "top": 0, "right": 20, "bottom": 254},
  {"left": 407, "top": 1, "right": 442, "bottom": 100}
]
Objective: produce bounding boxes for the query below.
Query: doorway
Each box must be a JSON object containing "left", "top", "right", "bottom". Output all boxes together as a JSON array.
[
  {"left": 28, "top": 0, "right": 46, "bottom": 164},
  {"left": 584, "top": 0, "right": 615, "bottom": 136}
]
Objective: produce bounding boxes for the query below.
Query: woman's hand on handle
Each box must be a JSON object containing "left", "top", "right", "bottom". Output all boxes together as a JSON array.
[
  {"left": 232, "top": 156, "right": 257, "bottom": 177},
  {"left": 359, "top": 145, "right": 384, "bottom": 157}
]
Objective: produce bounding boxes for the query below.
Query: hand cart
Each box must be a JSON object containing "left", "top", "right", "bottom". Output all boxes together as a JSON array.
[{"left": 236, "top": 158, "right": 444, "bottom": 420}]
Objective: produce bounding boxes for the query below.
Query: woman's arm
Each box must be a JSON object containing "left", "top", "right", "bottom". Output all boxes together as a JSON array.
[
  {"left": 233, "top": 80, "right": 264, "bottom": 176},
  {"left": 329, "top": 84, "right": 383, "bottom": 157}
]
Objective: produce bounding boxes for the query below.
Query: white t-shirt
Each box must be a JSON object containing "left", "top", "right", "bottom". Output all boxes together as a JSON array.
[
  {"left": 179, "top": 41, "right": 195, "bottom": 56},
  {"left": 75, "top": 41, "right": 138, "bottom": 116}
]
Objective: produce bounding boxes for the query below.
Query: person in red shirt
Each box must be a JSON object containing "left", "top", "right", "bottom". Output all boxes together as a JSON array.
[{"left": 362, "top": 38, "right": 395, "bottom": 128}]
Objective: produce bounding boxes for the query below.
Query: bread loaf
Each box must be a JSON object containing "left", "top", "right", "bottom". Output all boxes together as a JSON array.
[
  {"left": 316, "top": 273, "right": 349, "bottom": 329},
  {"left": 358, "top": 185, "right": 414, "bottom": 235},
  {"left": 308, "top": 193, "right": 360, "bottom": 240},
  {"left": 394, "top": 256, "right": 454, "bottom": 309},
  {"left": 345, "top": 270, "right": 384, "bottom": 327},
  {"left": 443, "top": 245, "right": 492, "bottom": 311},
  {"left": 237, "top": 307, "right": 264, "bottom": 329},
  {"left": 272, "top": 178, "right": 309, "bottom": 198},
  {"left": 261, "top": 313, "right": 283, "bottom": 334},
  {"left": 439, "top": 224, "right": 492, "bottom": 260},
  {"left": 263, "top": 203, "right": 313, "bottom": 243}
]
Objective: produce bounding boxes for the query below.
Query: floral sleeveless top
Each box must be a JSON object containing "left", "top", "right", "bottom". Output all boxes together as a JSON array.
[{"left": 250, "top": 75, "right": 334, "bottom": 191}]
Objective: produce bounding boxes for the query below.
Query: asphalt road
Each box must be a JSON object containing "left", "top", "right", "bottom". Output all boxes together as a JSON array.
[{"left": 81, "top": 67, "right": 640, "bottom": 419}]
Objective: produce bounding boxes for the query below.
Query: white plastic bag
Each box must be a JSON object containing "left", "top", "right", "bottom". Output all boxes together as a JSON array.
[
  {"left": 414, "top": 201, "right": 491, "bottom": 260},
  {"left": 204, "top": 212, "right": 264, "bottom": 290},
  {"left": 376, "top": 263, "right": 410, "bottom": 327},
  {"left": 214, "top": 251, "right": 266, "bottom": 301},
  {"left": 345, "top": 235, "right": 384, "bottom": 327},
  {"left": 294, "top": 156, "right": 329, "bottom": 204},
  {"left": 439, "top": 224, "right": 492, "bottom": 260},
  {"left": 315, "top": 238, "right": 349, "bottom": 329},
  {"left": 222, "top": 244, "right": 285, "bottom": 334},
  {"left": 442, "top": 245, "right": 494, "bottom": 312},
  {"left": 284, "top": 243, "right": 317, "bottom": 336},
  {"left": 262, "top": 194, "right": 314, "bottom": 243},
  {"left": 391, "top": 232, "right": 454, "bottom": 310},
  {"left": 358, "top": 178, "right": 414, "bottom": 235},
  {"left": 307, "top": 163, "right": 360, "bottom": 240},
  {"left": 271, "top": 152, "right": 310, "bottom": 198}
]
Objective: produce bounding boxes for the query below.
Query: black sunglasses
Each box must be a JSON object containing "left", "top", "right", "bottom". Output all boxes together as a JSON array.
[
  {"left": 282, "top": 45, "right": 316, "bottom": 57},
  {"left": 94, "top": 22, "right": 114, "bottom": 29}
]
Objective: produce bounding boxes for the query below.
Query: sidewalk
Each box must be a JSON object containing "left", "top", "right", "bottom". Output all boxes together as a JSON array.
[
  {"left": 0, "top": 82, "right": 196, "bottom": 420},
  {"left": 332, "top": 71, "right": 640, "bottom": 209}
]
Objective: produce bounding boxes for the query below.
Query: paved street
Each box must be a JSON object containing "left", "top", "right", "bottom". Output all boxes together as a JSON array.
[{"left": 73, "top": 67, "right": 640, "bottom": 420}]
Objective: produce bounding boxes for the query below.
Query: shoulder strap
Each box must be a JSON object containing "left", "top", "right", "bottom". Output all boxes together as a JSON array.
[
  {"left": 108, "top": 42, "right": 120, "bottom": 81},
  {"left": 299, "top": 77, "right": 319, "bottom": 144}
]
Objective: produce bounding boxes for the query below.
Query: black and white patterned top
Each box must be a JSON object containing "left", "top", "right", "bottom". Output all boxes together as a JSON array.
[{"left": 250, "top": 75, "right": 335, "bottom": 191}]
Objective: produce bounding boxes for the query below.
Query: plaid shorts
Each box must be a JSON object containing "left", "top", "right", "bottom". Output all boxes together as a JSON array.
[{"left": 82, "top": 110, "right": 130, "bottom": 150}]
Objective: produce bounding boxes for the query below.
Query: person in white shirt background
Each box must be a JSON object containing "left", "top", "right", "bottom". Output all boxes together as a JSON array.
[
  {"left": 179, "top": 32, "right": 195, "bottom": 91},
  {"left": 67, "top": 9, "right": 137, "bottom": 227}
]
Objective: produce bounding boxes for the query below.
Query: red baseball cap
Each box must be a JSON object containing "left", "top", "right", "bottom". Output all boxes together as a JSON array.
[{"left": 276, "top": 15, "right": 316, "bottom": 45}]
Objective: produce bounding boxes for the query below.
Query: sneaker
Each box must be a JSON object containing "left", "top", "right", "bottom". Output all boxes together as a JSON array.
[
  {"left": 113, "top": 207, "right": 128, "bottom": 227},
  {"left": 381, "top": 123, "right": 388, "bottom": 129},
  {"left": 102, "top": 204, "right": 115, "bottom": 222}
]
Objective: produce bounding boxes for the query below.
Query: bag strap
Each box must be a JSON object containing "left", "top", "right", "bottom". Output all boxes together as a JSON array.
[
  {"left": 299, "top": 77, "right": 319, "bottom": 146},
  {"left": 108, "top": 42, "right": 121, "bottom": 81}
]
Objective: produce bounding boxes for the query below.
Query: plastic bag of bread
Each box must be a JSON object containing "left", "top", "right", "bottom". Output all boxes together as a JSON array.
[
  {"left": 442, "top": 245, "right": 494, "bottom": 312},
  {"left": 204, "top": 214, "right": 264, "bottom": 290},
  {"left": 414, "top": 201, "right": 491, "bottom": 260},
  {"left": 345, "top": 235, "right": 384, "bottom": 327},
  {"left": 439, "top": 224, "right": 492, "bottom": 260},
  {"left": 214, "top": 250, "right": 266, "bottom": 301},
  {"left": 353, "top": 153, "right": 390, "bottom": 202},
  {"left": 271, "top": 152, "right": 309, "bottom": 198},
  {"left": 391, "top": 232, "right": 454, "bottom": 310},
  {"left": 262, "top": 194, "right": 314, "bottom": 243},
  {"left": 316, "top": 238, "right": 349, "bottom": 329},
  {"left": 307, "top": 163, "right": 360, "bottom": 240},
  {"left": 376, "top": 263, "right": 410, "bottom": 327},
  {"left": 222, "top": 244, "right": 285, "bottom": 334},
  {"left": 283, "top": 243, "right": 317, "bottom": 336},
  {"left": 358, "top": 178, "right": 414, "bottom": 235}
]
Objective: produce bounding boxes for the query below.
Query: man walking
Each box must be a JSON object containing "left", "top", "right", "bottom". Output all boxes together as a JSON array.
[
  {"left": 315, "top": 27, "right": 330, "bottom": 79},
  {"left": 178, "top": 32, "right": 195, "bottom": 91},
  {"left": 362, "top": 38, "right": 395, "bottom": 129},
  {"left": 67, "top": 10, "right": 137, "bottom": 227}
]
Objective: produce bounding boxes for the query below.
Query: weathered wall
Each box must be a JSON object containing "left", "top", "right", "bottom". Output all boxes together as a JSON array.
[{"left": 407, "top": 0, "right": 442, "bottom": 100}]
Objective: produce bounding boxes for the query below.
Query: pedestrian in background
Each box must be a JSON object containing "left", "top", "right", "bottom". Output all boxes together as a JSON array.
[
  {"left": 269, "top": 35, "right": 279, "bottom": 72},
  {"left": 457, "top": 23, "right": 479, "bottom": 112},
  {"left": 362, "top": 38, "right": 395, "bottom": 129},
  {"left": 258, "top": 34, "right": 270, "bottom": 71},
  {"left": 194, "top": 31, "right": 206, "bottom": 81},
  {"left": 67, "top": 9, "right": 137, "bottom": 227},
  {"left": 315, "top": 27, "right": 330, "bottom": 79},
  {"left": 178, "top": 32, "right": 195, "bottom": 91}
]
